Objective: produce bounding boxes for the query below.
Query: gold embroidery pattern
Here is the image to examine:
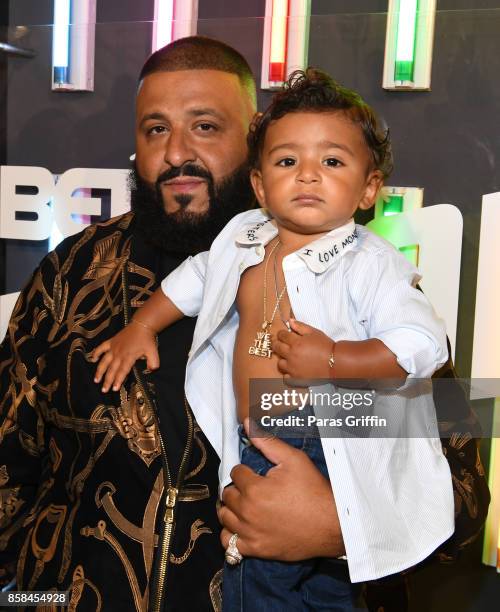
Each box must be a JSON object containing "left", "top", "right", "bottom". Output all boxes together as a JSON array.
[
  {"left": 170, "top": 519, "right": 212, "bottom": 565},
  {"left": 48, "top": 439, "right": 62, "bottom": 473},
  {"left": 0, "top": 486, "right": 24, "bottom": 528},
  {"left": 81, "top": 520, "right": 146, "bottom": 612},
  {"left": 209, "top": 569, "right": 223, "bottom": 612},
  {"left": 103, "top": 384, "right": 161, "bottom": 466},
  {"left": 0, "top": 465, "right": 8, "bottom": 486},
  {"left": 83, "top": 233, "right": 127, "bottom": 280},
  {"left": 58, "top": 430, "right": 116, "bottom": 583},
  {"left": 452, "top": 469, "right": 478, "bottom": 519},
  {"left": 95, "top": 471, "right": 163, "bottom": 579},
  {"left": 67, "top": 565, "right": 103, "bottom": 612},
  {"left": 475, "top": 446, "right": 485, "bottom": 477},
  {"left": 184, "top": 425, "right": 207, "bottom": 481},
  {"left": 28, "top": 505, "right": 67, "bottom": 590}
]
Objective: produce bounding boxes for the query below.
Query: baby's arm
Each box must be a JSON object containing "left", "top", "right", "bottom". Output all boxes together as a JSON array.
[
  {"left": 93, "top": 250, "right": 209, "bottom": 392},
  {"left": 274, "top": 247, "right": 447, "bottom": 383},
  {"left": 274, "top": 319, "right": 407, "bottom": 381},
  {"left": 93, "top": 289, "right": 184, "bottom": 392}
]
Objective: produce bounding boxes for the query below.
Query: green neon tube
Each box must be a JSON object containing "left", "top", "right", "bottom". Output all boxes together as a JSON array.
[{"left": 394, "top": 0, "right": 419, "bottom": 83}]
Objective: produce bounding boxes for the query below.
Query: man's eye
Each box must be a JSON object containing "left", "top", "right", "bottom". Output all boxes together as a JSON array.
[
  {"left": 277, "top": 158, "right": 295, "bottom": 167},
  {"left": 196, "top": 123, "right": 217, "bottom": 132},
  {"left": 324, "top": 157, "right": 343, "bottom": 167},
  {"left": 148, "top": 125, "right": 166, "bottom": 135}
]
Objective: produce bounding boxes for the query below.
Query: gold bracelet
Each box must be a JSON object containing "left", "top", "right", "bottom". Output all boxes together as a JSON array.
[
  {"left": 328, "top": 342, "right": 336, "bottom": 369},
  {"left": 131, "top": 318, "right": 157, "bottom": 334}
]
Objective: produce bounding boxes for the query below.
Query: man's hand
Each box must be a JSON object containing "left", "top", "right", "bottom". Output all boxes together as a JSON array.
[
  {"left": 218, "top": 419, "right": 345, "bottom": 561},
  {"left": 273, "top": 319, "right": 333, "bottom": 380},
  {"left": 91, "top": 321, "right": 160, "bottom": 392}
]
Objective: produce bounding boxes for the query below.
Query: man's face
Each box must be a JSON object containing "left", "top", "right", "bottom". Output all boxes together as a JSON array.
[{"left": 135, "top": 69, "right": 253, "bottom": 215}]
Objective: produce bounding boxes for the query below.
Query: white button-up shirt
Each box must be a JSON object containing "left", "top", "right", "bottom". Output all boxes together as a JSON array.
[{"left": 162, "top": 209, "right": 454, "bottom": 582}]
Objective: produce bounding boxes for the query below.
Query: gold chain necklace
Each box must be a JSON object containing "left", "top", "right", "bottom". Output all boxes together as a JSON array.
[
  {"left": 248, "top": 238, "right": 287, "bottom": 359},
  {"left": 273, "top": 241, "right": 292, "bottom": 332}
]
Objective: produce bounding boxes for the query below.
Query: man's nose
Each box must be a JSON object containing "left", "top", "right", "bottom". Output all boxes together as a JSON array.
[{"left": 163, "top": 129, "right": 196, "bottom": 167}]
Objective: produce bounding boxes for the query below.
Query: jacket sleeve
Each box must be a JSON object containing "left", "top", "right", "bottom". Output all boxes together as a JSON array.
[{"left": 0, "top": 254, "right": 57, "bottom": 577}]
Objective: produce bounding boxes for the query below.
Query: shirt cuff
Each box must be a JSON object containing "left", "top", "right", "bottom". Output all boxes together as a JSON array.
[
  {"left": 161, "top": 257, "right": 204, "bottom": 317},
  {"left": 374, "top": 329, "right": 448, "bottom": 378}
]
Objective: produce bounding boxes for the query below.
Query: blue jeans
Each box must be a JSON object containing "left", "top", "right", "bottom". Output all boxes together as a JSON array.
[{"left": 222, "top": 431, "right": 358, "bottom": 611}]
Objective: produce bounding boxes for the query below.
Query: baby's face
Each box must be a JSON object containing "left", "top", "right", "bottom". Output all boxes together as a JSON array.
[{"left": 251, "top": 111, "right": 383, "bottom": 235}]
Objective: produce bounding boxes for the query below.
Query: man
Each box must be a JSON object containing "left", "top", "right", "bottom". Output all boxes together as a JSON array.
[{"left": 0, "top": 37, "right": 343, "bottom": 611}]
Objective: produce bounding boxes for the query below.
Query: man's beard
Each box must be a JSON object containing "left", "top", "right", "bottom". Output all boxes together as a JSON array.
[{"left": 130, "top": 161, "right": 255, "bottom": 255}]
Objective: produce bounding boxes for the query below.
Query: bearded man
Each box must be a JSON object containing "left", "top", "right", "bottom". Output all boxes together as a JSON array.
[{"left": 0, "top": 37, "right": 345, "bottom": 611}]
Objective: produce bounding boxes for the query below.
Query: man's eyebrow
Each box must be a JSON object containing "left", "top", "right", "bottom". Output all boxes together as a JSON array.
[
  {"left": 139, "top": 112, "right": 167, "bottom": 127},
  {"left": 187, "top": 107, "right": 226, "bottom": 122},
  {"left": 140, "top": 108, "right": 226, "bottom": 128}
]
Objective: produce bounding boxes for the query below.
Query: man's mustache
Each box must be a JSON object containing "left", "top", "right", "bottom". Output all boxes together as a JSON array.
[{"left": 156, "top": 163, "right": 212, "bottom": 185}]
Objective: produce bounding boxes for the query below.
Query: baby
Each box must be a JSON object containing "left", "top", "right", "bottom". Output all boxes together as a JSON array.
[{"left": 93, "top": 69, "right": 454, "bottom": 610}]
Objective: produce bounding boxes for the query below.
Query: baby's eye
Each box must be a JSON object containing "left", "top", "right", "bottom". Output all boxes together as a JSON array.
[
  {"left": 324, "top": 157, "right": 343, "bottom": 167},
  {"left": 277, "top": 157, "right": 296, "bottom": 167}
]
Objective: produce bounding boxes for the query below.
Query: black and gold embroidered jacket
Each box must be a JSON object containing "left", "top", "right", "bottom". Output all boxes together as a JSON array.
[{"left": 0, "top": 213, "right": 223, "bottom": 611}]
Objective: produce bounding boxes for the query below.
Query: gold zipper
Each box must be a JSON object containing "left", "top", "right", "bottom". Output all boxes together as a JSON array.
[{"left": 121, "top": 265, "right": 194, "bottom": 612}]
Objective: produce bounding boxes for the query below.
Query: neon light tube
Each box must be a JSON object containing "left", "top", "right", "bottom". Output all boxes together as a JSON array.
[
  {"left": 153, "top": 0, "right": 175, "bottom": 51},
  {"left": 269, "top": 0, "right": 289, "bottom": 83},
  {"left": 383, "top": 193, "right": 404, "bottom": 216},
  {"left": 394, "top": 0, "right": 418, "bottom": 83},
  {"left": 53, "top": 0, "right": 71, "bottom": 84}
]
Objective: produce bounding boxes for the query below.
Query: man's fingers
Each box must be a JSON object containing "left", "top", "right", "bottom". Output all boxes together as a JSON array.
[
  {"left": 221, "top": 483, "right": 242, "bottom": 511},
  {"left": 272, "top": 339, "right": 290, "bottom": 358},
  {"left": 244, "top": 418, "right": 301, "bottom": 466},
  {"left": 218, "top": 501, "right": 241, "bottom": 535},
  {"left": 229, "top": 463, "right": 262, "bottom": 492},
  {"left": 277, "top": 358, "right": 288, "bottom": 374},
  {"left": 276, "top": 329, "right": 291, "bottom": 344},
  {"left": 220, "top": 527, "right": 249, "bottom": 556},
  {"left": 288, "top": 318, "right": 313, "bottom": 335}
]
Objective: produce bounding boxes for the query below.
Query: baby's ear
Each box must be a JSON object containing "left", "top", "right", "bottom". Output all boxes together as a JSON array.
[
  {"left": 359, "top": 170, "right": 383, "bottom": 211},
  {"left": 250, "top": 168, "right": 266, "bottom": 208}
]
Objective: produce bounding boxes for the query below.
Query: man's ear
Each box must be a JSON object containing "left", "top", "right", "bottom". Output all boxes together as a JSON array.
[
  {"left": 250, "top": 168, "right": 266, "bottom": 208},
  {"left": 359, "top": 170, "right": 384, "bottom": 211}
]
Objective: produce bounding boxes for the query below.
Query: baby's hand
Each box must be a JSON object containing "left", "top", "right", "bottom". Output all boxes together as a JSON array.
[
  {"left": 273, "top": 319, "right": 334, "bottom": 381},
  {"left": 91, "top": 321, "right": 160, "bottom": 392}
]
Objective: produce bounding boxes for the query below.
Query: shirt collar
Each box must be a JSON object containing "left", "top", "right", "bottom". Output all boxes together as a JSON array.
[{"left": 235, "top": 212, "right": 359, "bottom": 274}]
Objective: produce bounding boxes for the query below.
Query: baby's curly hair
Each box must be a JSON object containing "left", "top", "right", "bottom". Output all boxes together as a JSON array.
[{"left": 248, "top": 68, "right": 393, "bottom": 178}]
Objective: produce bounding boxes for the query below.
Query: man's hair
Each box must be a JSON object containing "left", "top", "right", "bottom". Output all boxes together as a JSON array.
[
  {"left": 139, "top": 36, "right": 257, "bottom": 108},
  {"left": 248, "top": 68, "right": 393, "bottom": 177}
]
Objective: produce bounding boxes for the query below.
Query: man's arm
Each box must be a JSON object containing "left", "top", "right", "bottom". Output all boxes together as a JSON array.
[
  {"left": 0, "top": 263, "right": 55, "bottom": 582},
  {"left": 218, "top": 420, "right": 345, "bottom": 560}
]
